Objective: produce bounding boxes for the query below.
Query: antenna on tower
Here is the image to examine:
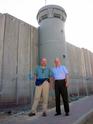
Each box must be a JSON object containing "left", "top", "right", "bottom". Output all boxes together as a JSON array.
[{"left": 45, "top": 0, "right": 47, "bottom": 5}]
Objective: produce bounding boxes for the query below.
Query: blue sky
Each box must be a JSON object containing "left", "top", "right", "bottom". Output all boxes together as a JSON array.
[{"left": 0, "top": 0, "right": 93, "bottom": 52}]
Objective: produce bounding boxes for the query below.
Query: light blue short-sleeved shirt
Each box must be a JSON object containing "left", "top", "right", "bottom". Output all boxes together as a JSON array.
[
  {"left": 34, "top": 66, "right": 52, "bottom": 79},
  {"left": 52, "top": 65, "right": 69, "bottom": 80}
]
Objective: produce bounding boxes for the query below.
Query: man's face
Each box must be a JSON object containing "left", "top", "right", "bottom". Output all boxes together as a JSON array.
[
  {"left": 41, "top": 58, "right": 47, "bottom": 67},
  {"left": 54, "top": 58, "right": 61, "bottom": 66}
]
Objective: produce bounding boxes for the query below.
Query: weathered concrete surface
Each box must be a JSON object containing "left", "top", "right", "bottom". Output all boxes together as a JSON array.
[
  {"left": 0, "top": 14, "right": 38, "bottom": 107},
  {"left": 0, "top": 14, "right": 5, "bottom": 92},
  {"left": 17, "top": 21, "right": 31, "bottom": 105},
  {"left": 1, "top": 14, "right": 19, "bottom": 105}
]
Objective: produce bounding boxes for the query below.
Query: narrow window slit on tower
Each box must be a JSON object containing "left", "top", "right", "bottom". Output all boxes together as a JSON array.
[{"left": 54, "top": 13, "right": 60, "bottom": 19}]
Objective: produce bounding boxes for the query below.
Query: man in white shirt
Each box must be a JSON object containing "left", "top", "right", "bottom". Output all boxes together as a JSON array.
[{"left": 52, "top": 58, "right": 69, "bottom": 116}]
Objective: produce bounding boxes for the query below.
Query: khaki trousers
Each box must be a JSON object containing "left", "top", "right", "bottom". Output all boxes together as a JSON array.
[{"left": 31, "top": 80, "right": 49, "bottom": 113}]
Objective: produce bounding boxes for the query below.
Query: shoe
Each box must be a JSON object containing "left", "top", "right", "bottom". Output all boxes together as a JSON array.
[
  {"left": 65, "top": 113, "right": 69, "bottom": 116},
  {"left": 6, "top": 110, "right": 12, "bottom": 115},
  {"left": 54, "top": 113, "right": 61, "bottom": 116},
  {"left": 42, "top": 112, "right": 47, "bottom": 117},
  {"left": 28, "top": 112, "right": 36, "bottom": 117}
]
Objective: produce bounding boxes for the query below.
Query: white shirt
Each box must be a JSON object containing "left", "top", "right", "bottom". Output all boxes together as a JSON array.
[{"left": 52, "top": 65, "right": 69, "bottom": 80}]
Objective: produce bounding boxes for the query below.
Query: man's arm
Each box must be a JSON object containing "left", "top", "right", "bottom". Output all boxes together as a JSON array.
[
  {"left": 65, "top": 74, "right": 69, "bottom": 87},
  {"left": 49, "top": 68, "right": 55, "bottom": 89}
]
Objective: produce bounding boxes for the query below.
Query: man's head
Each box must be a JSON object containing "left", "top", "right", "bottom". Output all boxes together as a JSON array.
[
  {"left": 54, "top": 58, "right": 61, "bottom": 66},
  {"left": 41, "top": 58, "right": 47, "bottom": 67}
]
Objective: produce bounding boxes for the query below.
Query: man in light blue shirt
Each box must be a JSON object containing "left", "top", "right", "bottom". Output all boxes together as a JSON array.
[
  {"left": 52, "top": 58, "right": 69, "bottom": 116},
  {"left": 52, "top": 65, "right": 69, "bottom": 80}
]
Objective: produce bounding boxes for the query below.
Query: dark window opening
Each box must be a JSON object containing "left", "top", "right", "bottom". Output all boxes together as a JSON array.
[
  {"left": 54, "top": 13, "right": 60, "bottom": 19},
  {"left": 41, "top": 14, "right": 48, "bottom": 20}
]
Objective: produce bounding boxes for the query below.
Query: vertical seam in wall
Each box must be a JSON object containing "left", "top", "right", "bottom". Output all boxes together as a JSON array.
[
  {"left": 37, "top": 28, "right": 39, "bottom": 63},
  {"left": 16, "top": 20, "right": 20, "bottom": 105},
  {"left": 0, "top": 14, "right": 6, "bottom": 92},
  {"left": 29, "top": 26, "right": 32, "bottom": 104},
  {"left": 30, "top": 27, "right": 35, "bottom": 106},
  {"left": 38, "top": 27, "right": 40, "bottom": 63},
  {"left": 30, "top": 27, "right": 34, "bottom": 105}
]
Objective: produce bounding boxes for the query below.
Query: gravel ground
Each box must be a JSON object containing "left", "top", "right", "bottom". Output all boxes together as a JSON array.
[{"left": 0, "top": 114, "right": 9, "bottom": 121}]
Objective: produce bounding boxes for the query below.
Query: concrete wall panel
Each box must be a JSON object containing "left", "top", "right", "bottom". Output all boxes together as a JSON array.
[
  {"left": 0, "top": 14, "right": 5, "bottom": 92},
  {"left": 82, "top": 49, "right": 92, "bottom": 78},
  {"left": 90, "top": 52, "right": 93, "bottom": 76},
  {"left": 30, "top": 27, "right": 38, "bottom": 104},
  {"left": 31, "top": 27, "right": 38, "bottom": 70},
  {"left": 17, "top": 22, "right": 31, "bottom": 104},
  {"left": 1, "top": 14, "right": 19, "bottom": 104}
]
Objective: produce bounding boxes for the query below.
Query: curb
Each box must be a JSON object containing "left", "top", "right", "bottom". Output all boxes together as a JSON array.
[{"left": 72, "top": 109, "right": 93, "bottom": 124}]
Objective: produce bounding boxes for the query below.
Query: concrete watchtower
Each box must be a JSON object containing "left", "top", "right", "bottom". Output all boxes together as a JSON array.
[{"left": 37, "top": 5, "right": 67, "bottom": 65}]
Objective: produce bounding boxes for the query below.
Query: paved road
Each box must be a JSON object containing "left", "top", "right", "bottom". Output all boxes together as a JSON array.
[{"left": 0, "top": 96, "right": 93, "bottom": 124}]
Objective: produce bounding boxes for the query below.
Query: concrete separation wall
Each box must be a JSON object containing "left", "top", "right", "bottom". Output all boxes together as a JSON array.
[
  {"left": 0, "top": 13, "right": 93, "bottom": 108},
  {"left": 66, "top": 43, "right": 93, "bottom": 97},
  {"left": 0, "top": 14, "right": 38, "bottom": 107},
  {"left": 0, "top": 14, "right": 5, "bottom": 93}
]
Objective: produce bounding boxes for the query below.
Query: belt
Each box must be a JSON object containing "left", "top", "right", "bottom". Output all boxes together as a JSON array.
[{"left": 55, "top": 79, "right": 65, "bottom": 81}]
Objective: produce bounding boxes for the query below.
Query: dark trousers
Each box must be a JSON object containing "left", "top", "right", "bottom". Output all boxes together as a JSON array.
[{"left": 55, "top": 79, "right": 69, "bottom": 114}]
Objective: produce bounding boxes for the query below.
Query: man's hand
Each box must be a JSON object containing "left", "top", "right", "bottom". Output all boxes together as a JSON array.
[
  {"left": 49, "top": 78, "right": 55, "bottom": 89},
  {"left": 65, "top": 74, "right": 69, "bottom": 87},
  {"left": 66, "top": 82, "right": 69, "bottom": 87}
]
